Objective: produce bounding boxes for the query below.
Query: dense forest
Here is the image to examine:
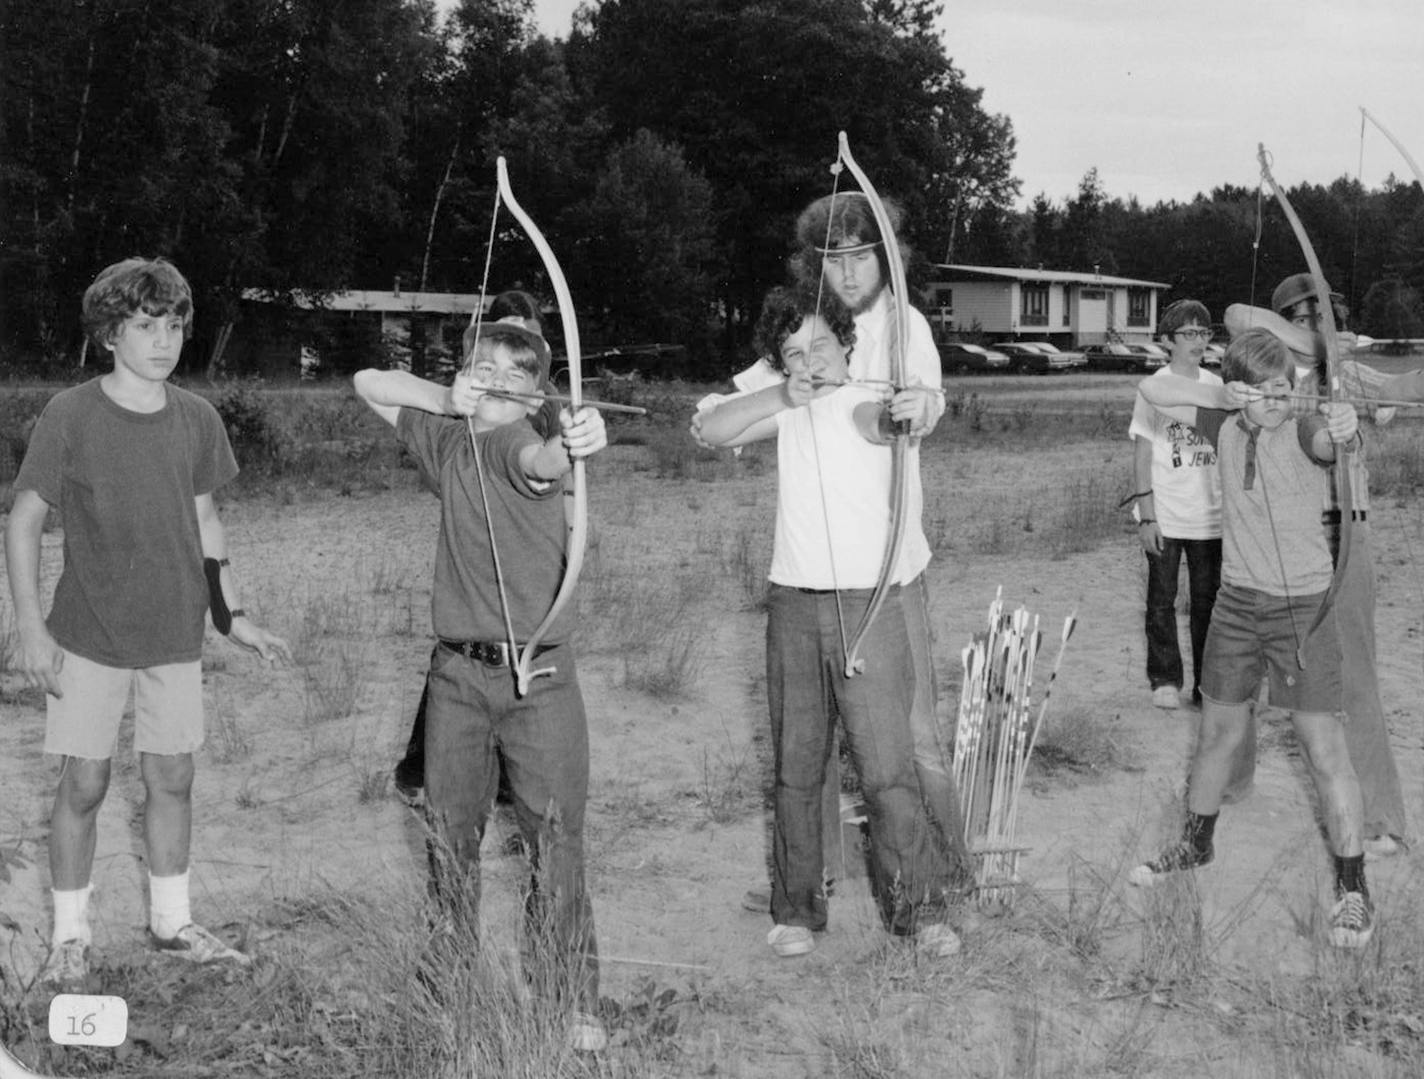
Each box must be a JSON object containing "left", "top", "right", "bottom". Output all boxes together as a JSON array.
[{"left": 3, "top": 0, "right": 1422, "bottom": 379}]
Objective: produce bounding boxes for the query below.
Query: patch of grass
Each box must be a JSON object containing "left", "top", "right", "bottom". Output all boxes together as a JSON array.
[
  {"left": 1027, "top": 705, "right": 1137, "bottom": 780},
  {"left": 622, "top": 624, "right": 704, "bottom": 699},
  {"left": 1021, "top": 853, "right": 1131, "bottom": 962},
  {"left": 208, "top": 678, "right": 254, "bottom": 764},
  {"left": 1046, "top": 475, "right": 1130, "bottom": 557},
  {"left": 302, "top": 641, "right": 367, "bottom": 724},
  {"left": 697, "top": 726, "right": 756, "bottom": 824},
  {"left": 722, "top": 522, "right": 770, "bottom": 611}
]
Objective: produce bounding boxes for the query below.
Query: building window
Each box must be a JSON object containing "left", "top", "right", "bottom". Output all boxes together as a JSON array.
[
  {"left": 1063, "top": 285, "right": 1071, "bottom": 325},
  {"left": 1128, "top": 289, "right": 1150, "bottom": 327},
  {"left": 1021, "top": 283, "right": 1049, "bottom": 326},
  {"left": 932, "top": 286, "right": 953, "bottom": 315}
]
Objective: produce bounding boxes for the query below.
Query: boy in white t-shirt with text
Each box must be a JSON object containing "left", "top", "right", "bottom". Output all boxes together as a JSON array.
[{"left": 1126, "top": 299, "right": 1222, "bottom": 710}]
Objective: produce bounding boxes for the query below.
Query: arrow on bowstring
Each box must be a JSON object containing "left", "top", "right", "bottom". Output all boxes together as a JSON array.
[{"left": 471, "top": 386, "right": 647, "bottom": 415}]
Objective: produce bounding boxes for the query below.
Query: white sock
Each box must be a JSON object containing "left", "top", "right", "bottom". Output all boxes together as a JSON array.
[
  {"left": 52, "top": 885, "right": 93, "bottom": 946},
  {"left": 148, "top": 871, "right": 192, "bottom": 940}
]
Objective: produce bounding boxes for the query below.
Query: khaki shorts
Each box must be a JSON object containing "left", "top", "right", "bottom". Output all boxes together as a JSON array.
[{"left": 45, "top": 650, "right": 204, "bottom": 759}]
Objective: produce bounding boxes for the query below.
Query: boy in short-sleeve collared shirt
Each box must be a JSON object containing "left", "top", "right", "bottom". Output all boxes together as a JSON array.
[{"left": 1129, "top": 328, "right": 1374, "bottom": 950}]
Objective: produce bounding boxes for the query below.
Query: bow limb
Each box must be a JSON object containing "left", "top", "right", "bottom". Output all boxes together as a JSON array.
[
  {"left": 493, "top": 156, "right": 587, "bottom": 697},
  {"left": 836, "top": 131, "right": 911, "bottom": 677},
  {"left": 1361, "top": 107, "right": 1424, "bottom": 191},
  {"left": 1256, "top": 143, "right": 1352, "bottom": 663}
]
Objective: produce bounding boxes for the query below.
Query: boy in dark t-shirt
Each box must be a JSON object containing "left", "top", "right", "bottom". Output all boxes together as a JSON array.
[
  {"left": 354, "top": 315, "right": 609, "bottom": 1052},
  {"left": 6, "top": 257, "right": 291, "bottom": 989}
]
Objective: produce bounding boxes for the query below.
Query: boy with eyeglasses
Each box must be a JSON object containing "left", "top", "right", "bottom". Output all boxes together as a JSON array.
[{"left": 1126, "top": 299, "right": 1223, "bottom": 711}]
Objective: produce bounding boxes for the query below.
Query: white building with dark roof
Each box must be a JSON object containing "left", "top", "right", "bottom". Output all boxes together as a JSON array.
[{"left": 924, "top": 264, "right": 1171, "bottom": 347}]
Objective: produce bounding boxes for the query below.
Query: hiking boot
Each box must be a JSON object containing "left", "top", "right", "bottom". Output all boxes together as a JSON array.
[
  {"left": 1128, "top": 841, "right": 1213, "bottom": 887},
  {"left": 1363, "top": 834, "right": 1402, "bottom": 861},
  {"left": 1329, "top": 889, "right": 1374, "bottom": 949},
  {"left": 1152, "top": 685, "right": 1181, "bottom": 710},
  {"left": 151, "top": 923, "right": 252, "bottom": 966},
  {"left": 37, "top": 939, "right": 89, "bottom": 989},
  {"left": 914, "top": 921, "right": 962, "bottom": 958},
  {"left": 568, "top": 1011, "right": 608, "bottom": 1053},
  {"left": 766, "top": 924, "right": 814, "bottom": 958}
]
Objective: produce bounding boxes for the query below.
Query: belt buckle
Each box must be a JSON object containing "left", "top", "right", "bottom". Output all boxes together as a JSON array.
[{"left": 475, "top": 641, "right": 509, "bottom": 667}]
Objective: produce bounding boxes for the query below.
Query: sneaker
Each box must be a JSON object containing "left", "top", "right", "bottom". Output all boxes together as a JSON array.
[
  {"left": 766, "top": 924, "right": 814, "bottom": 958},
  {"left": 1152, "top": 685, "right": 1181, "bottom": 710},
  {"left": 37, "top": 938, "right": 89, "bottom": 988},
  {"left": 1363, "top": 834, "right": 1402, "bottom": 860},
  {"left": 914, "top": 921, "right": 962, "bottom": 958},
  {"left": 151, "top": 923, "right": 252, "bottom": 966},
  {"left": 1127, "top": 841, "right": 1213, "bottom": 887},
  {"left": 1329, "top": 889, "right": 1374, "bottom": 949},
  {"left": 568, "top": 1011, "right": 608, "bottom": 1053}
]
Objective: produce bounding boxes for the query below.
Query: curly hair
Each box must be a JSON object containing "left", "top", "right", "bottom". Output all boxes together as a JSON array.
[
  {"left": 81, "top": 257, "right": 193, "bottom": 351},
  {"left": 753, "top": 286, "right": 857, "bottom": 374}
]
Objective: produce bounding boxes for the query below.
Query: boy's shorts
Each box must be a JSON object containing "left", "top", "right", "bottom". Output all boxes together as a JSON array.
[
  {"left": 1200, "top": 584, "right": 1343, "bottom": 714},
  {"left": 45, "top": 649, "right": 205, "bottom": 759}
]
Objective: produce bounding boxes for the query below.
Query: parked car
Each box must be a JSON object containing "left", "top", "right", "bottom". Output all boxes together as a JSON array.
[
  {"left": 992, "top": 341, "right": 1087, "bottom": 374},
  {"left": 1080, "top": 343, "right": 1167, "bottom": 373},
  {"left": 938, "top": 342, "right": 1010, "bottom": 374},
  {"left": 1202, "top": 343, "right": 1225, "bottom": 367}
]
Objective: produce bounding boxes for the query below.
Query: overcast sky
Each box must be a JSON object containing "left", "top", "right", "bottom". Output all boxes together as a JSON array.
[{"left": 526, "top": 0, "right": 1423, "bottom": 208}]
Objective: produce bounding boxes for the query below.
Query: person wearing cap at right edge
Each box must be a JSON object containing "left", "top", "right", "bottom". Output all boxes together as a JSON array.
[{"left": 1221, "top": 273, "right": 1424, "bottom": 859}]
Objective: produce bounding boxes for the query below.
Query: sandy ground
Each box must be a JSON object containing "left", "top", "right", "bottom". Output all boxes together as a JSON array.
[{"left": 2, "top": 406, "right": 1422, "bottom": 1074}]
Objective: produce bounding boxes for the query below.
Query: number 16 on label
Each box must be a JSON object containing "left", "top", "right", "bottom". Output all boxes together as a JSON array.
[{"left": 48, "top": 995, "right": 127, "bottom": 1047}]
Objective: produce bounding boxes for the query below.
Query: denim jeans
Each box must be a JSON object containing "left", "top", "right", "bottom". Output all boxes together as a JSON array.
[
  {"left": 424, "top": 640, "right": 598, "bottom": 1008},
  {"left": 1144, "top": 537, "right": 1222, "bottom": 696},
  {"left": 767, "top": 585, "right": 950, "bottom": 935}
]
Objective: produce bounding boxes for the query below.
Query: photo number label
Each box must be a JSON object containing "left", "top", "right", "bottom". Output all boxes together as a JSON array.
[{"left": 48, "top": 994, "right": 127, "bottom": 1047}]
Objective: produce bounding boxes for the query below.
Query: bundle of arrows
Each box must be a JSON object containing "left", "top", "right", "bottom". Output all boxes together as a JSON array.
[{"left": 952, "top": 588, "right": 1077, "bottom": 908}]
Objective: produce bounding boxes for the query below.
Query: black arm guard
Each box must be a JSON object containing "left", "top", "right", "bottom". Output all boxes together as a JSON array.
[{"left": 204, "top": 557, "right": 233, "bottom": 635}]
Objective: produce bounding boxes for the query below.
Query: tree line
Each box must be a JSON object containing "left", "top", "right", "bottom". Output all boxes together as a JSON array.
[{"left": 2, "top": 0, "right": 1421, "bottom": 381}]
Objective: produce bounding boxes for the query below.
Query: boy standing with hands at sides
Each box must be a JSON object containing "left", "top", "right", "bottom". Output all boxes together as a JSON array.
[
  {"left": 699, "top": 286, "right": 961, "bottom": 960},
  {"left": 1130, "top": 329, "right": 1374, "bottom": 949},
  {"left": 6, "top": 257, "right": 292, "bottom": 988},
  {"left": 1126, "top": 299, "right": 1223, "bottom": 711},
  {"left": 354, "top": 315, "right": 609, "bottom": 1051}
]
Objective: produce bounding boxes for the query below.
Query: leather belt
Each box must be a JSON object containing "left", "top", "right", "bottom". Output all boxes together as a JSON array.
[
  {"left": 438, "top": 639, "right": 557, "bottom": 667},
  {"left": 1322, "top": 509, "right": 1368, "bottom": 523}
]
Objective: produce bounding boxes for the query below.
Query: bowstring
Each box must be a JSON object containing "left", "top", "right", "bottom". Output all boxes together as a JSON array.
[
  {"left": 1249, "top": 151, "right": 1306, "bottom": 662},
  {"left": 465, "top": 182, "right": 522, "bottom": 662},
  {"left": 807, "top": 149, "right": 855, "bottom": 670}
]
